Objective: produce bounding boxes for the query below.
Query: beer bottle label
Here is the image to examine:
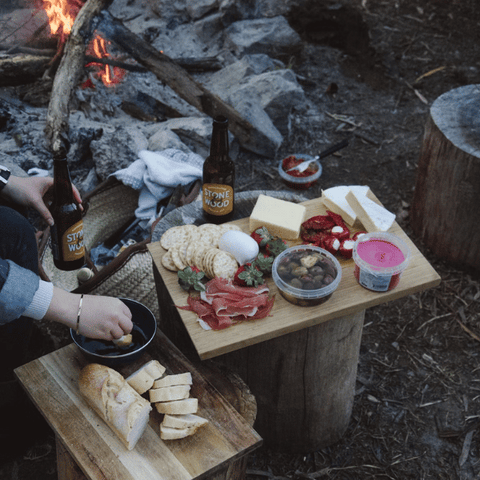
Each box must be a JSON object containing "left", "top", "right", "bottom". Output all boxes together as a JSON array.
[
  {"left": 60, "top": 220, "right": 85, "bottom": 261},
  {"left": 203, "top": 184, "right": 234, "bottom": 216}
]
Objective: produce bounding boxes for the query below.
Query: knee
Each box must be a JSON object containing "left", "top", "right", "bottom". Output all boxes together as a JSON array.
[{"left": 0, "top": 206, "right": 38, "bottom": 273}]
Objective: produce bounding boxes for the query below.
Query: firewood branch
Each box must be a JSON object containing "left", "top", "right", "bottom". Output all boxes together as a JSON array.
[
  {"left": 97, "top": 11, "right": 254, "bottom": 147},
  {"left": 44, "top": 0, "right": 114, "bottom": 157}
]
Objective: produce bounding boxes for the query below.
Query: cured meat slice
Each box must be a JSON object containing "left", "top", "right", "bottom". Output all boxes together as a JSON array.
[{"left": 177, "top": 277, "right": 275, "bottom": 330}]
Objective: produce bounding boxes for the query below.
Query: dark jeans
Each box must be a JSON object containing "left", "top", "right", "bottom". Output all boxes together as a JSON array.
[{"left": 0, "top": 206, "right": 39, "bottom": 381}]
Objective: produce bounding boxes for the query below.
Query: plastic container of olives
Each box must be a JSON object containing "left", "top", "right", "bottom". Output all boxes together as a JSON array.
[{"left": 272, "top": 245, "right": 342, "bottom": 307}]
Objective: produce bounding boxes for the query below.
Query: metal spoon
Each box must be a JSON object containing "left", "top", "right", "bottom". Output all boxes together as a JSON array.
[{"left": 287, "top": 138, "right": 350, "bottom": 172}]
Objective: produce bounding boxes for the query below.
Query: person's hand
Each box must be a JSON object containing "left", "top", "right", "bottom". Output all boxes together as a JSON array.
[
  {"left": 1, "top": 175, "right": 82, "bottom": 226},
  {"left": 45, "top": 289, "right": 133, "bottom": 341}
]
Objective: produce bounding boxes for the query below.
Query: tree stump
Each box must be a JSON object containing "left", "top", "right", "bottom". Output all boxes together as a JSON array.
[
  {"left": 215, "top": 310, "right": 365, "bottom": 453},
  {"left": 411, "top": 84, "right": 480, "bottom": 271}
]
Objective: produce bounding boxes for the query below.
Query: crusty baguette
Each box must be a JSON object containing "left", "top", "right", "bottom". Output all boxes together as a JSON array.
[
  {"left": 155, "top": 397, "right": 198, "bottom": 415},
  {"left": 152, "top": 372, "right": 192, "bottom": 389},
  {"left": 149, "top": 385, "right": 191, "bottom": 403},
  {"left": 126, "top": 360, "right": 166, "bottom": 395},
  {"left": 78, "top": 363, "right": 152, "bottom": 450},
  {"left": 162, "top": 413, "right": 208, "bottom": 430}
]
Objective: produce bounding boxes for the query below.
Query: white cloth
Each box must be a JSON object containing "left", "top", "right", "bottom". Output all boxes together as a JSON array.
[{"left": 113, "top": 149, "right": 203, "bottom": 225}]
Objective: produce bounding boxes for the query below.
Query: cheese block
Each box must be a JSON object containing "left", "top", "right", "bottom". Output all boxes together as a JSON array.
[
  {"left": 321, "top": 185, "right": 373, "bottom": 226},
  {"left": 149, "top": 384, "right": 191, "bottom": 403},
  {"left": 249, "top": 194, "right": 306, "bottom": 240},
  {"left": 153, "top": 372, "right": 193, "bottom": 389},
  {"left": 126, "top": 360, "right": 166, "bottom": 395},
  {"left": 155, "top": 398, "right": 198, "bottom": 415},
  {"left": 345, "top": 190, "right": 396, "bottom": 232}
]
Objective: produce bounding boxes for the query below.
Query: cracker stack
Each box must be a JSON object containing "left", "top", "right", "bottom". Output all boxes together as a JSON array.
[{"left": 160, "top": 223, "right": 241, "bottom": 279}]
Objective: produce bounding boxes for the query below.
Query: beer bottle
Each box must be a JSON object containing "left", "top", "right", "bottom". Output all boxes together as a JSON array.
[
  {"left": 49, "top": 155, "right": 85, "bottom": 270},
  {"left": 202, "top": 116, "right": 235, "bottom": 224}
]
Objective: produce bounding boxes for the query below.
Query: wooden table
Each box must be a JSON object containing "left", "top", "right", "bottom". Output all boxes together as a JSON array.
[
  {"left": 14, "top": 331, "right": 262, "bottom": 480},
  {"left": 149, "top": 192, "right": 441, "bottom": 452}
]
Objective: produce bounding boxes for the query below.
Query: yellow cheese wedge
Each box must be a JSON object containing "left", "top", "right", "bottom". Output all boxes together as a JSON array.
[
  {"left": 345, "top": 190, "right": 396, "bottom": 232},
  {"left": 249, "top": 194, "right": 306, "bottom": 240}
]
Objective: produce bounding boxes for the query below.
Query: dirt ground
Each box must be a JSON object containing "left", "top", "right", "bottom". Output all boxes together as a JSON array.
[{"left": 2, "top": 0, "right": 480, "bottom": 478}]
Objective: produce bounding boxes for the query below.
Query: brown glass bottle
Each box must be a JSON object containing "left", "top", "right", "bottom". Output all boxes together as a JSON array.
[
  {"left": 49, "top": 156, "right": 85, "bottom": 271},
  {"left": 202, "top": 116, "right": 235, "bottom": 224}
]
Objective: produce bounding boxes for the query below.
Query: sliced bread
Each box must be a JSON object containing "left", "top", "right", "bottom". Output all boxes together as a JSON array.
[
  {"left": 149, "top": 385, "right": 191, "bottom": 403},
  {"left": 152, "top": 372, "right": 193, "bottom": 389},
  {"left": 155, "top": 398, "right": 198, "bottom": 415},
  {"left": 126, "top": 360, "right": 166, "bottom": 395}
]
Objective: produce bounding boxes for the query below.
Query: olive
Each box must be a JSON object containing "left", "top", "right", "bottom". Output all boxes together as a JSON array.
[
  {"left": 313, "top": 274, "right": 325, "bottom": 284},
  {"left": 303, "top": 282, "right": 316, "bottom": 290},
  {"left": 292, "top": 266, "right": 309, "bottom": 277},
  {"left": 323, "top": 274, "right": 334, "bottom": 285},
  {"left": 289, "top": 278, "right": 303, "bottom": 289},
  {"left": 309, "top": 266, "right": 324, "bottom": 276},
  {"left": 277, "top": 264, "right": 291, "bottom": 276}
]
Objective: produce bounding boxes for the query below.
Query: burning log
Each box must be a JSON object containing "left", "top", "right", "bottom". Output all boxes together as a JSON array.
[
  {"left": 97, "top": 11, "right": 256, "bottom": 151},
  {"left": 45, "top": 0, "right": 114, "bottom": 156},
  {"left": 0, "top": 54, "right": 51, "bottom": 87}
]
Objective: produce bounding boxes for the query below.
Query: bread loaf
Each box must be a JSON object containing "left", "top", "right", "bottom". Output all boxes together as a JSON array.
[
  {"left": 162, "top": 413, "right": 208, "bottom": 430},
  {"left": 78, "top": 363, "right": 152, "bottom": 450},
  {"left": 127, "top": 360, "right": 166, "bottom": 395}
]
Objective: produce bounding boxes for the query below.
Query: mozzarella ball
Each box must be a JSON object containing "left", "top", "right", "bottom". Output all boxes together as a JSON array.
[{"left": 218, "top": 230, "right": 259, "bottom": 265}]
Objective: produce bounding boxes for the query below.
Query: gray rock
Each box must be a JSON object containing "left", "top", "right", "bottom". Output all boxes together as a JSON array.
[
  {"left": 224, "top": 16, "right": 302, "bottom": 59},
  {"left": 90, "top": 127, "right": 141, "bottom": 180},
  {"left": 186, "top": 0, "right": 218, "bottom": 20}
]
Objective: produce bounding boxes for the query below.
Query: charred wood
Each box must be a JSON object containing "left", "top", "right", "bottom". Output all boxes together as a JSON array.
[
  {"left": 97, "top": 11, "right": 254, "bottom": 148},
  {"left": 0, "top": 54, "right": 51, "bottom": 87},
  {"left": 45, "top": 0, "right": 114, "bottom": 157}
]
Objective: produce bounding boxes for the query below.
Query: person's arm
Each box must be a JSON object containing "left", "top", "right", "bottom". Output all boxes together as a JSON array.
[
  {"left": 1, "top": 174, "right": 82, "bottom": 226},
  {"left": 45, "top": 288, "right": 133, "bottom": 340}
]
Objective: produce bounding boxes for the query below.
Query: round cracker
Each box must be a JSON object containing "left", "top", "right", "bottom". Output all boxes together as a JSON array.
[
  {"left": 161, "top": 250, "right": 177, "bottom": 271},
  {"left": 170, "top": 245, "right": 187, "bottom": 271},
  {"left": 160, "top": 226, "right": 189, "bottom": 250},
  {"left": 213, "top": 251, "right": 238, "bottom": 279}
]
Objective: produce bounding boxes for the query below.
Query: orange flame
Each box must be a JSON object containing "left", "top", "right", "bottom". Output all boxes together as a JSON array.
[
  {"left": 43, "top": 0, "right": 82, "bottom": 40},
  {"left": 86, "top": 35, "right": 127, "bottom": 86},
  {"left": 42, "top": 0, "right": 127, "bottom": 87}
]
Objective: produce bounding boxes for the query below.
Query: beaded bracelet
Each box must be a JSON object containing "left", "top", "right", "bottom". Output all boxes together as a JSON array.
[{"left": 76, "top": 294, "right": 84, "bottom": 335}]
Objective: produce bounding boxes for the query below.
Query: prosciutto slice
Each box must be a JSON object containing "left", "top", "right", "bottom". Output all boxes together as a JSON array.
[{"left": 177, "top": 278, "right": 275, "bottom": 330}]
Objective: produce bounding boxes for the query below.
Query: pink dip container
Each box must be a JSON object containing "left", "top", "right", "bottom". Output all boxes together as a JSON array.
[{"left": 352, "top": 232, "right": 411, "bottom": 292}]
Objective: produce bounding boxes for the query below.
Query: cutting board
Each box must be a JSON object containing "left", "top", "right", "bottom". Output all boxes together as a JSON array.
[
  {"left": 149, "top": 194, "right": 441, "bottom": 360},
  {"left": 15, "top": 331, "right": 262, "bottom": 480}
]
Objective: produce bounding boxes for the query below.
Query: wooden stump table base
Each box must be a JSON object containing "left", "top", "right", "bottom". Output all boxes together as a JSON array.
[{"left": 214, "top": 310, "right": 365, "bottom": 453}]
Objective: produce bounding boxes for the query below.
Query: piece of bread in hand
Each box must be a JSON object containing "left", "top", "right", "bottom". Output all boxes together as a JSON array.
[
  {"left": 152, "top": 372, "right": 193, "bottom": 389},
  {"left": 155, "top": 397, "right": 198, "bottom": 415},
  {"left": 149, "top": 385, "right": 191, "bottom": 403},
  {"left": 78, "top": 363, "right": 152, "bottom": 450},
  {"left": 126, "top": 360, "right": 166, "bottom": 395}
]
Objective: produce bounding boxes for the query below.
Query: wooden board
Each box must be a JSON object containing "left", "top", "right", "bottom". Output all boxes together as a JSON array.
[
  {"left": 14, "top": 331, "right": 262, "bottom": 480},
  {"left": 149, "top": 194, "right": 441, "bottom": 361}
]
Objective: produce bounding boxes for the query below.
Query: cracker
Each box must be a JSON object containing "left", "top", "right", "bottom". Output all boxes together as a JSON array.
[
  {"left": 213, "top": 251, "right": 238, "bottom": 279},
  {"left": 161, "top": 250, "right": 177, "bottom": 271},
  {"left": 170, "top": 245, "right": 187, "bottom": 271},
  {"left": 160, "top": 226, "right": 189, "bottom": 250},
  {"left": 193, "top": 244, "right": 211, "bottom": 271}
]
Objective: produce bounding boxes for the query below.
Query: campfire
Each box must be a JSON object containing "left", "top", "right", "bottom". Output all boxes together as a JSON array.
[{"left": 43, "top": 0, "right": 127, "bottom": 87}]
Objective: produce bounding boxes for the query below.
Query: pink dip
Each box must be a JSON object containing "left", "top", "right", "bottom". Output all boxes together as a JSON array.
[
  {"left": 353, "top": 238, "right": 408, "bottom": 292},
  {"left": 356, "top": 240, "right": 405, "bottom": 268}
]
